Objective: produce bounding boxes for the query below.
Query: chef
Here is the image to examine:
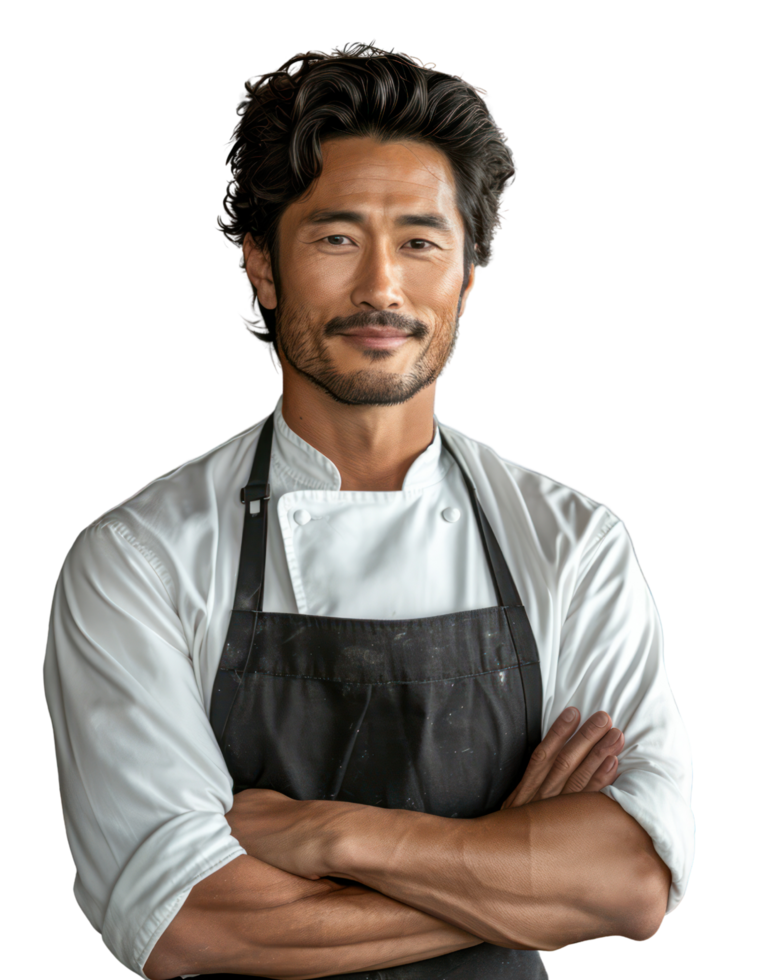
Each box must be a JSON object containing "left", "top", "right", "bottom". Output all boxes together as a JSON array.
[{"left": 44, "top": 44, "right": 694, "bottom": 980}]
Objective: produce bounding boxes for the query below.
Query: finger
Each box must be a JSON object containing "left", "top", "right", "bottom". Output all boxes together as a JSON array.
[
  {"left": 561, "top": 728, "right": 624, "bottom": 794},
  {"left": 583, "top": 752, "right": 620, "bottom": 792},
  {"left": 501, "top": 707, "right": 581, "bottom": 808},
  {"left": 533, "top": 711, "right": 613, "bottom": 801}
]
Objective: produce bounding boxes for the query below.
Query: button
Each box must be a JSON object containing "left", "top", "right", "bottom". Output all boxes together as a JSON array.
[
  {"left": 442, "top": 507, "right": 461, "bottom": 523},
  {"left": 293, "top": 509, "right": 311, "bottom": 526}
]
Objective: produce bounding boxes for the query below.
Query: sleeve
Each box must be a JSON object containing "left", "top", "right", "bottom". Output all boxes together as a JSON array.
[
  {"left": 554, "top": 517, "right": 694, "bottom": 912},
  {"left": 44, "top": 521, "right": 245, "bottom": 976}
]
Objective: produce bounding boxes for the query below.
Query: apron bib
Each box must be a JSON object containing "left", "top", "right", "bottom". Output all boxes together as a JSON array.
[{"left": 208, "top": 417, "right": 547, "bottom": 979}]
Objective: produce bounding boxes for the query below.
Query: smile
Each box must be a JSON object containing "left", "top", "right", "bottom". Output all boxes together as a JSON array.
[{"left": 335, "top": 326, "right": 416, "bottom": 351}]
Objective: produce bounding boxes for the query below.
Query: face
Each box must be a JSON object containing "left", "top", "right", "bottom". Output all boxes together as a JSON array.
[{"left": 245, "top": 137, "right": 474, "bottom": 406}]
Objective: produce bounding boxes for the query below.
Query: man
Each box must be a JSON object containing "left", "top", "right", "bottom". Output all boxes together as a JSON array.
[{"left": 45, "top": 44, "right": 693, "bottom": 980}]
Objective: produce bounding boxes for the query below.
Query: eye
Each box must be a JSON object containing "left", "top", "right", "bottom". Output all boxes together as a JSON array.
[
  {"left": 403, "top": 239, "right": 436, "bottom": 251},
  {"left": 319, "top": 235, "right": 438, "bottom": 252},
  {"left": 322, "top": 234, "right": 354, "bottom": 246}
]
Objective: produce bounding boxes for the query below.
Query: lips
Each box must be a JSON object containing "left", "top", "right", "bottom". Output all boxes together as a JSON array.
[
  {"left": 340, "top": 326, "right": 411, "bottom": 351},
  {"left": 341, "top": 327, "right": 410, "bottom": 340}
]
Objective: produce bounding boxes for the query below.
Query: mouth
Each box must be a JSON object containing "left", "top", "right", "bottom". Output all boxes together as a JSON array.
[{"left": 334, "top": 325, "right": 415, "bottom": 351}]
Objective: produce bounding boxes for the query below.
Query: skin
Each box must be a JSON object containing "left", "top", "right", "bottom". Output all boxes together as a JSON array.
[{"left": 243, "top": 137, "right": 479, "bottom": 491}]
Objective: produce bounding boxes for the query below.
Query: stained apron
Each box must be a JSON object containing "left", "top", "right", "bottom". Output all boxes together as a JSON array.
[{"left": 205, "top": 416, "right": 547, "bottom": 979}]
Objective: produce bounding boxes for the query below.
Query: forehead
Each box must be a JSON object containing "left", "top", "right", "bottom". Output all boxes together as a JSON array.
[{"left": 288, "top": 137, "right": 460, "bottom": 221}]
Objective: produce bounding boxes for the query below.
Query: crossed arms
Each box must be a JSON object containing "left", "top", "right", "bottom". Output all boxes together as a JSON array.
[{"left": 145, "top": 709, "right": 671, "bottom": 980}]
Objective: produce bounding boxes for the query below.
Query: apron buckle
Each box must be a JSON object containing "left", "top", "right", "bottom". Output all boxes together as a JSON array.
[{"left": 240, "top": 483, "right": 270, "bottom": 515}]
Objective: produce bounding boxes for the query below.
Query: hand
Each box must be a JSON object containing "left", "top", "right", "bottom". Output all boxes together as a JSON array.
[
  {"left": 501, "top": 708, "right": 624, "bottom": 809},
  {"left": 226, "top": 787, "right": 351, "bottom": 880}
]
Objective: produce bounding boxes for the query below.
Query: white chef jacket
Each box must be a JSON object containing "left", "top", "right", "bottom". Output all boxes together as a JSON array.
[{"left": 44, "top": 398, "right": 694, "bottom": 977}]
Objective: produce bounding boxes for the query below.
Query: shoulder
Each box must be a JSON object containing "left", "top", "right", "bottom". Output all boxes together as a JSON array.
[
  {"left": 64, "top": 419, "right": 265, "bottom": 593},
  {"left": 439, "top": 421, "right": 621, "bottom": 569}
]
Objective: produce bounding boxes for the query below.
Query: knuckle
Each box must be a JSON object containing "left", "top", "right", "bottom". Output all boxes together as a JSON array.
[
  {"left": 530, "top": 745, "right": 549, "bottom": 765},
  {"left": 552, "top": 754, "right": 572, "bottom": 773}
]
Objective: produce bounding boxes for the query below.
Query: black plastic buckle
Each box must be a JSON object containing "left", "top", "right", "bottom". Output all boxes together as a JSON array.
[{"left": 239, "top": 483, "right": 270, "bottom": 504}]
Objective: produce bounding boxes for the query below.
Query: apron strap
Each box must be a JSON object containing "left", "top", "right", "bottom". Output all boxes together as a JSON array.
[
  {"left": 210, "top": 415, "right": 274, "bottom": 744},
  {"left": 438, "top": 428, "right": 524, "bottom": 611},
  {"left": 439, "top": 427, "right": 543, "bottom": 753}
]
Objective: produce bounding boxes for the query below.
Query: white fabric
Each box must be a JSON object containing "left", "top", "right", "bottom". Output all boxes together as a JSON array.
[{"left": 45, "top": 398, "right": 694, "bottom": 976}]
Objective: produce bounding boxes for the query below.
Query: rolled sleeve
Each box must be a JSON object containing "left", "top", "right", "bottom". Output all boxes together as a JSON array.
[
  {"left": 44, "top": 521, "right": 244, "bottom": 975},
  {"left": 555, "top": 518, "right": 694, "bottom": 911}
]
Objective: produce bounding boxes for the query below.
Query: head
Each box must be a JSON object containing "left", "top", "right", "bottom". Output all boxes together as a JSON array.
[{"left": 220, "top": 43, "right": 514, "bottom": 406}]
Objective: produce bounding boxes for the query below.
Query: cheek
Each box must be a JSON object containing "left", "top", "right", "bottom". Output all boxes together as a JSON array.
[
  {"left": 309, "top": 255, "right": 346, "bottom": 288},
  {"left": 277, "top": 239, "right": 340, "bottom": 297},
  {"left": 406, "top": 272, "right": 462, "bottom": 319}
]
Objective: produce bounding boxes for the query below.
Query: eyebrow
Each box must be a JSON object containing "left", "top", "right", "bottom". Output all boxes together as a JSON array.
[{"left": 303, "top": 209, "right": 453, "bottom": 231}]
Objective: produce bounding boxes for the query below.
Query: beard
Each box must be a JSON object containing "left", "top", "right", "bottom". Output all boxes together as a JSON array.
[{"left": 276, "top": 301, "right": 461, "bottom": 407}]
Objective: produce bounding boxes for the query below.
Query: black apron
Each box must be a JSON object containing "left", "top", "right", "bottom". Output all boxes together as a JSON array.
[{"left": 207, "top": 416, "right": 547, "bottom": 979}]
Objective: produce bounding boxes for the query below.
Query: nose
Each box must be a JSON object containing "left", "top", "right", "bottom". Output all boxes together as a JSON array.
[{"left": 349, "top": 242, "right": 405, "bottom": 311}]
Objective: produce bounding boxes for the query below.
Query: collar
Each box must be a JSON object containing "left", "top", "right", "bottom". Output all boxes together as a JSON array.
[{"left": 270, "top": 397, "right": 452, "bottom": 492}]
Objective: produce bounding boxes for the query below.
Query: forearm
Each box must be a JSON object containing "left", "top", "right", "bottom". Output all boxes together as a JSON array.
[
  {"left": 144, "top": 854, "right": 480, "bottom": 980},
  {"left": 256, "top": 886, "right": 479, "bottom": 978},
  {"left": 330, "top": 793, "right": 671, "bottom": 951}
]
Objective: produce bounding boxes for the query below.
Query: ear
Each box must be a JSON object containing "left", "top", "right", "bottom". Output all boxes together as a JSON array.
[
  {"left": 457, "top": 263, "right": 476, "bottom": 317},
  {"left": 242, "top": 233, "right": 277, "bottom": 309}
]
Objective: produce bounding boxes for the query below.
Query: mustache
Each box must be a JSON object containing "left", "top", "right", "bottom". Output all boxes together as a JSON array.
[{"left": 323, "top": 310, "right": 429, "bottom": 340}]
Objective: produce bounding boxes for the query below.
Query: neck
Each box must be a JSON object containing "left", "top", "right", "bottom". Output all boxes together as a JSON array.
[{"left": 280, "top": 369, "right": 437, "bottom": 492}]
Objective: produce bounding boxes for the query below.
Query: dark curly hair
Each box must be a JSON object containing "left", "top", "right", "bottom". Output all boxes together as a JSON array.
[{"left": 219, "top": 43, "right": 515, "bottom": 345}]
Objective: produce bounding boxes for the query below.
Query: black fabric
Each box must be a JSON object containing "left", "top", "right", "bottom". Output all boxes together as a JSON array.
[
  {"left": 197, "top": 944, "right": 549, "bottom": 980},
  {"left": 208, "top": 420, "right": 547, "bottom": 978}
]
